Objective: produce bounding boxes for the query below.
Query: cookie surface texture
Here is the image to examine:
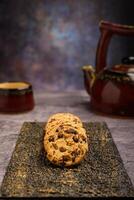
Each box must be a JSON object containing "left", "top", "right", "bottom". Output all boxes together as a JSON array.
[{"left": 45, "top": 113, "right": 83, "bottom": 134}]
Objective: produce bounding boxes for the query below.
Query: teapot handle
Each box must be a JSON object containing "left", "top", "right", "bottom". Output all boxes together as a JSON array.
[{"left": 96, "top": 21, "right": 134, "bottom": 73}]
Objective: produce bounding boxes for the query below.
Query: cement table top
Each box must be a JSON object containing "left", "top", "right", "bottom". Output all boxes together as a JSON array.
[{"left": 0, "top": 91, "right": 134, "bottom": 191}]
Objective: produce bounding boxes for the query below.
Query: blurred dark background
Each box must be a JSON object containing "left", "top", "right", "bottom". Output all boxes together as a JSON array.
[{"left": 0, "top": 0, "right": 134, "bottom": 91}]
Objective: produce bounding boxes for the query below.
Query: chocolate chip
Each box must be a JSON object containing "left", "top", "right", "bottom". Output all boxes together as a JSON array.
[
  {"left": 81, "top": 135, "right": 87, "bottom": 142},
  {"left": 72, "top": 157, "right": 75, "bottom": 162},
  {"left": 53, "top": 159, "right": 57, "bottom": 164},
  {"left": 58, "top": 132, "right": 63, "bottom": 138},
  {"left": 59, "top": 147, "right": 66, "bottom": 152},
  {"left": 66, "top": 141, "right": 72, "bottom": 146},
  {"left": 83, "top": 138, "right": 87, "bottom": 142},
  {"left": 49, "top": 136, "right": 55, "bottom": 142},
  {"left": 56, "top": 129, "right": 59, "bottom": 132},
  {"left": 50, "top": 119, "right": 55, "bottom": 123},
  {"left": 73, "top": 135, "right": 79, "bottom": 142},
  {"left": 47, "top": 153, "right": 52, "bottom": 158},
  {"left": 52, "top": 143, "right": 58, "bottom": 150},
  {"left": 59, "top": 125, "right": 63, "bottom": 129},
  {"left": 65, "top": 128, "right": 78, "bottom": 134},
  {"left": 71, "top": 149, "right": 80, "bottom": 157},
  {"left": 71, "top": 151, "right": 76, "bottom": 156},
  {"left": 63, "top": 155, "right": 70, "bottom": 162}
]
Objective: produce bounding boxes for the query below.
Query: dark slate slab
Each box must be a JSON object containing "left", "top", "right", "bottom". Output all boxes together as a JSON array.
[{"left": 1, "top": 122, "right": 134, "bottom": 198}]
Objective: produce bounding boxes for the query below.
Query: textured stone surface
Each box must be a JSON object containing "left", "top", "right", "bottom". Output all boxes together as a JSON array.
[
  {"left": 1, "top": 122, "right": 134, "bottom": 197},
  {"left": 0, "top": 91, "right": 134, "bottom": 194}
]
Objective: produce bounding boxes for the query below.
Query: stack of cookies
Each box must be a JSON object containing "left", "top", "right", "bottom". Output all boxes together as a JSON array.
[{"left": 44, "top": 113, "right": 88, "bottom": 167}]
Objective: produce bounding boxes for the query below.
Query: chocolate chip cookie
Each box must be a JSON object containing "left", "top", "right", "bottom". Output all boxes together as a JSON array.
[
  {"left": 45, "top": 113, "right": 83, "bottom": 134},
  {"left": 44, "top": 115, "right": 88, "bottom": 166}
]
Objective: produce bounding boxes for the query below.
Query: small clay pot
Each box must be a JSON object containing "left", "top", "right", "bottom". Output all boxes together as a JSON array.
[{"left": 0, "top": 82, "right": 35, "bottom": 113}]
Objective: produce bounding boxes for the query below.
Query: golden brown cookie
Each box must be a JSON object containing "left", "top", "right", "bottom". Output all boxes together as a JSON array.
[
  {"left": 45, "top": 113, "right": 83, "bottom": 134},
  {"left": 44, "top": 124, "right": 88, "bottom": 166}
]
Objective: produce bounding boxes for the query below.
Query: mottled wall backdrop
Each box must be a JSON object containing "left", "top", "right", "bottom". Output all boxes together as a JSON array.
[{"left": 0, "top": 0, "right": 134, "bottom": 91}]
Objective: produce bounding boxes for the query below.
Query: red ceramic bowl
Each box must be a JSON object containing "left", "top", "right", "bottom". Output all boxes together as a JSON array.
[{"left": 0, "top": 82, "right": 35, "bottom": 113}]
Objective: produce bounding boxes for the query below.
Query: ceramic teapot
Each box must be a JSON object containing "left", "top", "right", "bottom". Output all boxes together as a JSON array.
[{"left": 82, "top": 21, "right": 134, "bottom": 116}]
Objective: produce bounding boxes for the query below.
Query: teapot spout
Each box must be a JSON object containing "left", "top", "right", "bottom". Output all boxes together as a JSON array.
[{"left": 82, "top": 65, "right": 95, "bottom": 95}]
